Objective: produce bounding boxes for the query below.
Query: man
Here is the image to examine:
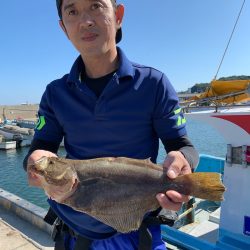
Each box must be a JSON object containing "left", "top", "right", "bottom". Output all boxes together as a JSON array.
[{"left": 24, "top": 0, "right": 199, "bottom": 249}]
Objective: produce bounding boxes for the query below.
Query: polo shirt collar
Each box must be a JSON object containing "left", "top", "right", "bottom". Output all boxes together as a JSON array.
[
  {"left": 67, "top": 56, "right": 84, "bottom": 84},
  {"left": 116, "top": 47, "right": 135, "bottom": 79},
  {"left": 66, "top": 47, "right": 135, "bottom": 85}
]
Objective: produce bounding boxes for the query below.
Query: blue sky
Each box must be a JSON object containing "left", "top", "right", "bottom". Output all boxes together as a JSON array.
[{"left": 0, "top": 0, "right": 249, "bottom": 105}]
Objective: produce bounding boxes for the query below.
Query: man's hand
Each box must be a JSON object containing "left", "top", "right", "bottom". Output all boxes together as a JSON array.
[
  {"left": 156, "top": 151, "right": 192, "bottom": 211},
  {"left": 27, "top": 150, "right": 57, "bottom": 187}
]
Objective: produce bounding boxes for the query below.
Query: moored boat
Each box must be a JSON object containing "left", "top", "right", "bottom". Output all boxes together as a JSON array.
[
  {"left": 15, "top": 119, "right": 37, "bottom": 129},
  {"left": 0, "top": 127, "right": 23, "bottom": 141},
  {"left": 162, "top": 105, "right": 250, "bottom": 249},
  {"left": 0, "top": 141, "right": 17, "bottom": 150}
]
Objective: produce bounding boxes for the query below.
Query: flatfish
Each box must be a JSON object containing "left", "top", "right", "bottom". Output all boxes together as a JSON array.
[{"left": 28, "top": 157, "right": 225, "bottom": 233}]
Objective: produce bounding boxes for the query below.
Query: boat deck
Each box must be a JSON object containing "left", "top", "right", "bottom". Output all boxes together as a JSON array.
[
  {"left": 163, "top": 199, "right": 221, "bottom": 250},
  {"left": 0, "top": 206, "right": 53, "bottom": 250}
]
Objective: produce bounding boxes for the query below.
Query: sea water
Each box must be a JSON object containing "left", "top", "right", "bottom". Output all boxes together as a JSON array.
[{"left": 0, "top": 119, "right": 226, "bottom": 209}]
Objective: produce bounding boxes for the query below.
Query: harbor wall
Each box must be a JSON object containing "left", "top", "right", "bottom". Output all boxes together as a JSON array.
[
  {"left": 0, "top": 188, "right": 52, "bottom": 235},
  {"left": 0, "top": 104, "right": 38, "bottom": 122}
]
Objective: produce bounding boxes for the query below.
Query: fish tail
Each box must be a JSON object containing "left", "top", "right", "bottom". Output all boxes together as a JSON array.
[{"left": 169, "top": 172, "right": 226, "bottom": 201}]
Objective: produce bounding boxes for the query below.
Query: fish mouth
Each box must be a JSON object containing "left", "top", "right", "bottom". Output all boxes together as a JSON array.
[
  {"left": 34, "top": 156, "right": 47, "bottom": 166},
  {"left": 27, "top": 156, "right": 48, "bottom": 174},
  {"left": 27, "top": 166, "right": 45, "bottom": 177}
]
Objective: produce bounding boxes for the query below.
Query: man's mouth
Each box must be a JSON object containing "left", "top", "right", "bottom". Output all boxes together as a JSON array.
[{"left": 81, "top": 33, "right": 98, "bottom": 42}]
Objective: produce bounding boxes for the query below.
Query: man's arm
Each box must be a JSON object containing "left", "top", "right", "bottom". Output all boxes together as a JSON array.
[{"left": 156, "top": 135, "right": 199, "bottom": 211}]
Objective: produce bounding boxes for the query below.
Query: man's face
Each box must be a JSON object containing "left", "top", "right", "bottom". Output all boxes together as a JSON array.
[{"left": 60, "top": 0, "right": 122, "bottom": 57}]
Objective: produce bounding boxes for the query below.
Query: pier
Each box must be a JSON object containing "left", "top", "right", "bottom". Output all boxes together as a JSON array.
[{"left": 0, "top": 188, "right": 53, "bottom": 250}]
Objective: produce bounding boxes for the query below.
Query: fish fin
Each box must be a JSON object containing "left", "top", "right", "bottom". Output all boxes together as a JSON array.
[
  {"left": 170, "top": 172, "right": 226, "bottom": 201},
  {"left": 144, "top": 157, "right": 152, "bottom": 164},
  {"left": 91, "top": 199, "right": 159, "bottom": 233},
  {"left": 93, "top": 211, "right": 143, "bottom": 233}
]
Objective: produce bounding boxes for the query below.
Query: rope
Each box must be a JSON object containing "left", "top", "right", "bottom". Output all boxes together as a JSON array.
[{"left": 214, "top": 0, "right": 246, "bottom": 80}]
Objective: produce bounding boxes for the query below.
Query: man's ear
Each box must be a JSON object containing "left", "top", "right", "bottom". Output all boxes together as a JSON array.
[
  {"left": 59, "top": 20, "right": 70, "bottom": 40},
  {"left": 115, "top": 4, "right": 125, "bottom": 29}
]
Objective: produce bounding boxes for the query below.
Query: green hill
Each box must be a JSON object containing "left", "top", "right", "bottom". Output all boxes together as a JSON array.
[{"left": 218, "top": 75, "right": 250, "bottom": 81}]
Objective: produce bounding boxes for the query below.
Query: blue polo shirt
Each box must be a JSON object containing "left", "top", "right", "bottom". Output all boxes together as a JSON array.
[{"left": 34, "top": 47, "right": 186, "bottom": 239}]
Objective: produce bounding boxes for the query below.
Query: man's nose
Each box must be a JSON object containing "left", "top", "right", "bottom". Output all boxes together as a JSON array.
[{"left": 79, "top": 12, "right": 95, "bottom": 28}]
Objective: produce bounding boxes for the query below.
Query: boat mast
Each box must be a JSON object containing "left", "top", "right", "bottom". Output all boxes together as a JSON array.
[{"left": 214, "top": 0, "right": 246, "bottom": 80}]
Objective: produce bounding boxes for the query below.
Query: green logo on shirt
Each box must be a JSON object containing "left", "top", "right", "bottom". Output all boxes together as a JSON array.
[
  {"left": 177, "top": 115, "right": 186, "bottom": 126},
  {"left": 36, "top": 116, "right": 46, "bottom": 130},
  {"left": 173, "top": 108, "right": 186, "bottom": 126}
]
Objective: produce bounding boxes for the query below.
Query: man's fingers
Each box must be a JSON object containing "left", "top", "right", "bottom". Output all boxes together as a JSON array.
[
  {"left": 156, "top": 193, "right": 182, "bottom": 211},
  {"left": 28, "top": 150, "right": 57, "bottom": 165},
  {"left": 27, "top": 171, "right": 42, "bottom": 187},
  {"left": 156, "top": 191, "right": 190, "bottom": 211},
  {"left": 167, "top": 163, "right": 181, "bottom": 179},
  {"left": 166, "top": 159, "right": 192, "bottom": 179},
  {"left": 166, "top": 190, "right": 190, "bottom": 203},
  {"left": 29, "top": 171, "right": 38, "bottom": 179},
  {"left": 179, "top": 165, "right": 192, "bottom": 175},
  {"left": 164, "top": 151, "right": 191, "bottom": 179},
  {"left": 159, "top": 151, "right": 192, "bottom": 211}
]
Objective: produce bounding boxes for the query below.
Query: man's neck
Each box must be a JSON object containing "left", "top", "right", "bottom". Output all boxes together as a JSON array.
[{"left": 81, "top": 48, "right": 119, "bottom": 78}]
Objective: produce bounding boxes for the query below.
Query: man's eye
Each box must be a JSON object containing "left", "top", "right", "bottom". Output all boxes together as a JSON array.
[
  {"left": 91, "top": 3, "right": 102, "bottom": 10},
  {"left": 68, "top": 9, "right": 77, "bottom": 16}
]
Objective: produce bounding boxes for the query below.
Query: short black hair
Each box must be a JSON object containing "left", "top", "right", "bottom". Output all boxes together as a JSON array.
[{"left": 56, "top": 0, "right": 121, "bottom": 43}]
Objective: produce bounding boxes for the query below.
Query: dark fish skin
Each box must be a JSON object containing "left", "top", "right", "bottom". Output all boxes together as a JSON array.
[{"left": 28, "top": 157, "right": 226, "bottom": 233}]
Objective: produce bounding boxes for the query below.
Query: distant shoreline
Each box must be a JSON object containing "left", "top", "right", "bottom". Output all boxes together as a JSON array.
[{"left": 0, "top": 104, "right": 39, "bottom": 122}]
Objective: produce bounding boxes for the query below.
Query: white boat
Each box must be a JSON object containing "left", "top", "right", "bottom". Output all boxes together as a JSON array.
[
  {"left": 0, "top": 141, "right": 16, "bottom": 150},
  {"left": 0, "top": 125, "right": 33, "bottom": 147},
  {"left": 162, "top": 105, "right": 250, "bottom": 249},
  {"left": 0, "top": 125, "right": 34, "bottom": 141},
  {"left": 185, "top": 105, "right": 250, "bottom": 146},
  {"left": 0, "top": 127, "right": 23, "bottom": 141}
]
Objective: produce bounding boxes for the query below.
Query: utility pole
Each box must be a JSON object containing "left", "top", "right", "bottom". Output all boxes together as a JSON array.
[{"left": 2, "top": 107, "right": 6, "bottom": 121}]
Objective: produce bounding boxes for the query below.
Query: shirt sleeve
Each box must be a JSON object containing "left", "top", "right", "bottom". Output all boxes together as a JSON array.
[
  {"left": 162, "top": 135, "right": 199, "bottom": 169},
  {"left": 153, "top": 73, "right": 187, "bottom": 140},
  {"left": 34, "top": 85, "right": 64, "bottom": 144}
]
